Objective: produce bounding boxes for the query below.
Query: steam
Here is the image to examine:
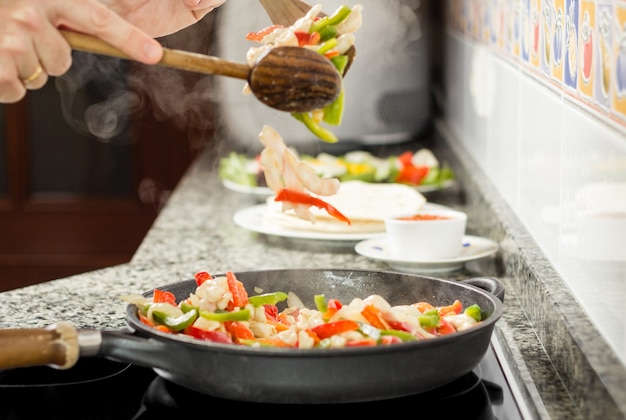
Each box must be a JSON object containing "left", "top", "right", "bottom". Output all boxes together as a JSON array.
[
  {"left": 55, "top": 49, "right": 220, "bottom": 151},
  {"left": 53, "top": 9, "right": 229, "bottom": 153}
]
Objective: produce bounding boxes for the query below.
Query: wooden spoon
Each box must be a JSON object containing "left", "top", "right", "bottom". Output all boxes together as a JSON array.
[
  {"left": 60, "top": 30, "right": 341, "bottom": 113},
  {"left": 258, "top": 0, "right": 356, "bottom": 76}
]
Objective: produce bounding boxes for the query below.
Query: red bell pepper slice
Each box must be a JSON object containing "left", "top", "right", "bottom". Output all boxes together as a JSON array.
[
  {"left": 438, "top": 300, "right": 462, "bottom": 316},
  {"left": 152, "top": 289, "right": 176, "bottom": 305},
  {"left": 139, "top": 313, "right": 154, "bottom": 327},
  {"left": 360, "top": 304, "right": 390, "bottom": 330},
  {"left": 225, "top": 271, "right": 249, "bottom": 310},
  {"left": 184, "top": 325, "right": 233, "bottom": 344},
  {"left": 274, "top": 189, "right": 351, "bottom": 225},
  {"left": 295, "top": 31, "right": 321, "bottom": 46},
  {"left": 139, "top": 313, "right": 173, "bottom": 333},
  {"left": 396, "top": 165, "right": 429, "bottom": 185},
  {"left": 224, "top": 321, "right": 255, "bottom": 343},
  {"left": 310, "top": 319, "right": 359, "bottom": 339},
  {"left": 194, "top": 271, "right": 212, "bottom": 286},
  {"left": 346, "top": 338, "right": 377, "bottom": 347},
  {"left": 396, "top": 151, "right": 429, "bottom": 185},
  {"left": 384, "top": 319, "right": 413, "bottom": 332},
  {"left": 264, "top": 305, "right": 290, "bottom": 332},
  {"left": 322, "top": 298, "right": 342, "bottom": 321},
  {"left": 414, "top": 302, "right": 435, "bottom": 313},
  {"left": 245, "top": 24, "right": 283, "bottom": 41},
  {"left": 379, "top": 335, "right": 403, "bottom": 345},
  {"left": 436, "top": 318, "right": 456, "bottom": 335}
]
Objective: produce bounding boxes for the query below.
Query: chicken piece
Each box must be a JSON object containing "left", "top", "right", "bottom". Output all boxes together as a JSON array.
[{"left": 258, "top": 125, "right": 341, "bottom": 222}]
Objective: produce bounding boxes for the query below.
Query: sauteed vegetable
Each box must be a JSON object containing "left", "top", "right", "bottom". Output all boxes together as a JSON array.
[
  {"left": 122, "top": 270, "right": 485, "bottom": 348},
  {"left": 219, "top": 148, "right": 456, "bottom": 190},
  {"left": 245, "top": 4, "right": 362, "bottom": 143}
]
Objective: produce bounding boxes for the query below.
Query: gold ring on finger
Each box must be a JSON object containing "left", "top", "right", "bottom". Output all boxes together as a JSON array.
[{"left": 22, "top": 65, "right": 43, "bottom": 84}]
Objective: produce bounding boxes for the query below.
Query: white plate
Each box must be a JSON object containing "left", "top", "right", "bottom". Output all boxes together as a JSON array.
[
  {"left": 233, "top": 203, "right": 453, "bottom": 243},
  {"left": 222, "top": 178, "right": 456, "bottom": 198},
  {"left": 354, "top": 235, "right": 499, "bottom": 273},
  {"left": 222, "top": 179, "right": 273, "bottom": 199}
]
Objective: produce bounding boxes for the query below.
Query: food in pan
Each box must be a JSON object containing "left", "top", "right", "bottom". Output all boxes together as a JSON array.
[
  {"left": 244, "top": 4, "right": 363, "bottom": 143},
  {"left": 122, "top": 270, "right": 485, "bottom": 348}
]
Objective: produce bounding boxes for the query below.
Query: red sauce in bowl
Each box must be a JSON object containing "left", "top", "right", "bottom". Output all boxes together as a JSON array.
[{"left": 397, "top": 214, "right": 452, "bottom": 221}]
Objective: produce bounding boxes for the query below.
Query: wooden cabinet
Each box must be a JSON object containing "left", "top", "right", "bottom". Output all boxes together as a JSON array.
[{"left": 0, "top": 19, "right": 219, "bottom": 291}]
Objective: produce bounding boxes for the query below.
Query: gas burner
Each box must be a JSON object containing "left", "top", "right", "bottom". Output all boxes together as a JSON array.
[
  {"left": 133, "top": 370, "right": 500, "bottom": 418},
  {"left": 0, "top": 359, "right": 153, "bottom": 420},
  {"left": 0, "top": 344, "right": 528, "bottom": 420}
]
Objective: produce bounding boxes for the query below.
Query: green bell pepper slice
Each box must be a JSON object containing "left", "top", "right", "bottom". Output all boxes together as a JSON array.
[
  {"left": 330, "top": 55, "right": 349, "bottom": 75},
  {"left": 418, "top": 309, "right": 440, "bottom": 328},
  {"left": 292, "top": 112, "right": 338, "bottom": 143},
  {"left": 322, "top": 88, "right": 344, "bottom": 126},
  {"left": 318, "top": 25, "right": 338, "bottom": 42},
  {"left": 200, "top": 308, "right": 251, "bottom": 322},
  {"left": 309, "top": 5, "right": 352, "bottom": 34},
  {"left": 151, "top": 308, "right": 198, "bottom": 332},
  {"left": 248, "top": 291, "right": 288, "bottom": 307},
  {"left": 180, "top": 301, "right": 197, "bottom": 313},
  {"left": 464, "top": 304, "right": 482, "bottom": 322},
  {"left": 316, "top": 38, "right": 338, "bottom": 55},
  {"left": 314, "top": 294, "right": 328, "bottom": 313},
  {"left": 380, "top": 329, "right": 418, "bottom": 342}
]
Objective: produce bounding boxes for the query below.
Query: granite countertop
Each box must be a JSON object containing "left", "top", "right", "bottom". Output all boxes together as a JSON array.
[{"left": 0, "top": 124, "right": 624, "bottom": 419}]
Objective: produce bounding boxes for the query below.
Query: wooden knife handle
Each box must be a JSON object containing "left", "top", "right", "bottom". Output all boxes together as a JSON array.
[
  {"left": 60, "top": 30, "right": 250, "bottom": 80},
  {"left": 0, "top": 321, "right": 80, "bottom": 370}
]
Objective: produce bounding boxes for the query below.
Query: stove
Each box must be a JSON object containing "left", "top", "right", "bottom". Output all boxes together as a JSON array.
[{"left": 0, "top": 337, "right": 532, "bottom": 419}]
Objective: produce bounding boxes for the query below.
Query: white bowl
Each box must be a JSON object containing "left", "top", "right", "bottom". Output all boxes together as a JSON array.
[{"left": 384, "top": 208, "right": 467, "bottom": 261}]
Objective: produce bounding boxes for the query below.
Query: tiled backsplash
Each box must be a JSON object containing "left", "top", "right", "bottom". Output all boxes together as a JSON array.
[
  {"left": 441, "top": 0, "right": 626, "bottom": 365},
  {"left": 445, "top": 0, "right": 626, "bottom": 131}
]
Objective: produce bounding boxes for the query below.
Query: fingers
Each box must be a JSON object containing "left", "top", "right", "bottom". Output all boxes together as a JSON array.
[
  {"left": 53, "top": 0, "right": 163, "bottom": 64},
  {"left": 183, "top": 0, "right": 228, "bottom": 20},
  {"left": 183, "top": 0, "right": 228, "bottom": 10},
  {"left": 0, "top": 3, "right": 52, "bottom": 103},
  {"left": 0, "top": 0, "right": 164, "bottom": 103}
]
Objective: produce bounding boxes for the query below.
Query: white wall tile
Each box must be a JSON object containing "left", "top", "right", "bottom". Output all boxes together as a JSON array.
[
  {"left": 443, "top": 28, "right": 626, "bottom": 364},
  {"left": 486, "top": 56, "right": 521, "bottom": 207}
]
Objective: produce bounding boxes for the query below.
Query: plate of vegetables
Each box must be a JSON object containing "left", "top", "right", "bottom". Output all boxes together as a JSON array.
[{"left": 218, "top": 148, "right": 456, "bottom": 199}]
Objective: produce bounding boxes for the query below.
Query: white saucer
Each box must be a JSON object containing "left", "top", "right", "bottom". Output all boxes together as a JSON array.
[{"left": 354, "top": 235, "right": 499, "bottom": 273}]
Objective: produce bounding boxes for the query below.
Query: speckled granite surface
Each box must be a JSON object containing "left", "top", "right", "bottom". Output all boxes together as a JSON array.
[{"left": 0, "top": 122, "right": 624, "bottom": 418}]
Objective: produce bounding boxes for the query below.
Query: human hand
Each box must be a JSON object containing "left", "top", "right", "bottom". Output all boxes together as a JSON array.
[
  {"left": 108, "top": 0, "right": 228, "bottom": 38},
  {"left": 0, "top": 0, "right": 227, "bottom": 104}
]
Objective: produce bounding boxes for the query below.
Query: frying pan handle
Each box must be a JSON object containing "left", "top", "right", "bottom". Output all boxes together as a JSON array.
[
  {"left": 461, "top": 277, "right": 505, "bottom": 302},
  {"left": 0, "top": 321, "right": 80, "bottom": 370}
]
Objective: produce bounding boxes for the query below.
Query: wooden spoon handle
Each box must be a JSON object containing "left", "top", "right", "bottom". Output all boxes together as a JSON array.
[
  {"left": 258, "top": 0, "right": 313, "bottom": 26},
  {"left": 0, "top": 322, "right": 80, "bottom": 369},
  {"left": 61, "top": 30, "right": 250, "bottom": 80}
]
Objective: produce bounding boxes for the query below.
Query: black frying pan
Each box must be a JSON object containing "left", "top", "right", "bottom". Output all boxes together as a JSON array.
[{"left": 0, "top": 269, "right": 504, "bottom": 404}]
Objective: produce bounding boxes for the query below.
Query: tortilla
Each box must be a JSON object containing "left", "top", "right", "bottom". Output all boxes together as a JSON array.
[{"left": 264, "top": 180, "right": 427, "bottom": 234}]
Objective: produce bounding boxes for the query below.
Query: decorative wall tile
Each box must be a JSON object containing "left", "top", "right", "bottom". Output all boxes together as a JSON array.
[{"left": 445, "top": 0, "right": 626, "bottom": 132}]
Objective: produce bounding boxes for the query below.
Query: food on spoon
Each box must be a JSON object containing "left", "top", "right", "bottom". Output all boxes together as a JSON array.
[
  {"left": 244, "top": 4, "right": 363, "bottom": 142},
  {"left": 121, "top": 270, "right": 485, "bottom": 348}
]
